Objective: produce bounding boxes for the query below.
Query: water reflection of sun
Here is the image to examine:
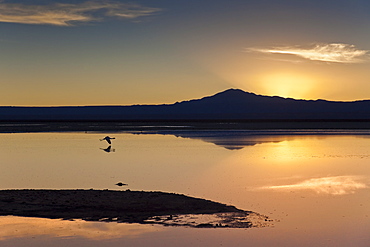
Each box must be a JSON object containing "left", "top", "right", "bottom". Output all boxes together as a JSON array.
[{"left": 259, "top": 140, "right": 312, "bottom": 164}]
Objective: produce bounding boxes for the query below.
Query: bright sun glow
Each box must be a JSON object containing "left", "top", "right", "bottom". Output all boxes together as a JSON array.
[
  {"left": 262, "top": 140, "right": 305, "bottom": 163},
  {"left": 212, "top": 67, "right": 321, "bottom": 100},
  {"left": 258, "top": 73, "right": 318, "bottom": 99}
]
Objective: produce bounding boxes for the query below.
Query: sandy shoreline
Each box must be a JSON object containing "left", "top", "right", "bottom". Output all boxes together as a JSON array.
[{"left": 0, "top": 189, "right": 268, "bottom": 228}]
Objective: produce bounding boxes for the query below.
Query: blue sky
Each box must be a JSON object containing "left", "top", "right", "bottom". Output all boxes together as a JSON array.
[{"left": 1, "top": 0, "right": 370, "bottom": 105}]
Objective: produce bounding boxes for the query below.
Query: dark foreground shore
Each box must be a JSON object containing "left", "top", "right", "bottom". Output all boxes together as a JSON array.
[
  {"left": 0, "top": 190, "right": 269, "bottom": 228},
  {"left": 0, "top": 120, "right": 369, "bottom": 133}
]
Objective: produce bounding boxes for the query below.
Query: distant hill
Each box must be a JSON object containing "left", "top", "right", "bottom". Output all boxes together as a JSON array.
[{"left": 1, "top": 89, "right": 370, "bottom": 121}]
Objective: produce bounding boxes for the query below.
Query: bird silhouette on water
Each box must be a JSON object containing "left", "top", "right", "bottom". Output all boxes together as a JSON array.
[
  {"left": 100, "top": 136, "right": 115, "bottom": 144},
  {"left": 100, "top": 145, "right": 115, "bottom": 153},
  {"left": 116, "top": 182, "right": 128, "bottom": 186}
]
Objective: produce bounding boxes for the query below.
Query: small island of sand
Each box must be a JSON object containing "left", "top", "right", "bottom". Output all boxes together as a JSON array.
[{"left": 0, "top": 189, "right": 271, "bottom": 228}]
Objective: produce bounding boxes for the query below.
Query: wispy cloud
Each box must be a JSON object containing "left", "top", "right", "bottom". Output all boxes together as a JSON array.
[
  {"left": 261, "top": 176, "right": 368, "bottom": 195},
  {"left": 248, "top": 43, "right": 369, "bottom": 63},
  {"left": 0, "top": 1, "right": 162, "bottom": 26}
]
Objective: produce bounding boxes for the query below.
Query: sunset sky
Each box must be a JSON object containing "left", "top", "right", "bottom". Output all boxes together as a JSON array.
[{"left": 1, "top": 0, "right": 370, "bottom": 106}]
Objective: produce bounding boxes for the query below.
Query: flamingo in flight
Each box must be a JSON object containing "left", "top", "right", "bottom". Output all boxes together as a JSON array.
[{"left": 100, "top": 136, "right": 115, "bottom": 144}]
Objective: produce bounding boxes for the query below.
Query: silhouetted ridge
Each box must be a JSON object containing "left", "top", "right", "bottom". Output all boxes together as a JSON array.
[
  {"left": 183, "top": 88, "right": 259, "bottom": 103},
  {"left": 0, "top": 89, "right": 369, "bottom": 120},
  {"left": 208, "top": 88, "right": 253, "bottom": 99}
]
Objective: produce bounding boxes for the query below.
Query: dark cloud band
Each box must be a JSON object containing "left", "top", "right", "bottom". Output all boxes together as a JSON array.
[{"left": 0, "top": 1, "right": 162, "bottom": 26}]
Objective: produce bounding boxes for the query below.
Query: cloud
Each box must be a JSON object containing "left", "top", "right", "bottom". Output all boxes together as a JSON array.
[
  {"left": 0, "top": 1, "right": 162, "bottom": 26},
  {"left": 249, "top": 43, "right": 369, "bottom": 63},
  {"left": 261, "top": 176, "right": 368, "bottom": 195}
]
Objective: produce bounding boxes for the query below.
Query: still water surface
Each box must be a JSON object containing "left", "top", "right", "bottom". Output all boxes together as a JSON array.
[{"left": 0, "top": 131, "right": 369, "bottom": 246}]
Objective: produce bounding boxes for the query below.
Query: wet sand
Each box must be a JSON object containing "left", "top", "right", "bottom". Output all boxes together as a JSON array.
[{"left": 0, "top": 190, "right": 268, "bottom": 228}]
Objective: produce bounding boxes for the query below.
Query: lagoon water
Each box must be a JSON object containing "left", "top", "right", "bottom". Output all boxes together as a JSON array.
[{"left": 0, "top": 130, "right": 369, "bottom": 246}]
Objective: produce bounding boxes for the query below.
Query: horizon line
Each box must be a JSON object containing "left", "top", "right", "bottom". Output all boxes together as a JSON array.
[{"left": 1, "top": 88, "right": 369, "bottom": 107}]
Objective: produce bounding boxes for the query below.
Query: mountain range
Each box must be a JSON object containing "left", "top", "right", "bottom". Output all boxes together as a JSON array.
[{"left": 1, "top": 89, "right": 370, "bottom": 121}]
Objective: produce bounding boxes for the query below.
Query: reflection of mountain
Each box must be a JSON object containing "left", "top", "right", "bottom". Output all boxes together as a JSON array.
[
  {"left": 171, "top": 131, "right": 284, "bottom": 150},
  {"left": 1, "top": 89, "right": 370, "bottom": 121},
  {"left": 134, "top": 130, "right": 370, "bottom": 150},
  {"left": 134, "top": 131, "right": 290, "bottom": 150}
]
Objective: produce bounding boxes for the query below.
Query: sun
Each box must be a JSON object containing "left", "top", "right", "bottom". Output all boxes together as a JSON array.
[
  {"left": 207, "top": 66, "right": 320, "bottom": 100},
  {"left": 257, "top": 73, "right": 318, "bottom": 99}
]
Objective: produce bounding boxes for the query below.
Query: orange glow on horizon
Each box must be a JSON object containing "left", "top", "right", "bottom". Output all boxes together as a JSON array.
[
  {"left": 256, "top": 73, "right": 319, "bottom": 99},
  {"left": 208, "top": 69, "right": 322, "bottom": 100}
]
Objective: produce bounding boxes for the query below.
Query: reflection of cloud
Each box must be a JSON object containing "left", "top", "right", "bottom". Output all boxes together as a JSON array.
[
  {"left": 249, "top": 43, "right": 369, "bottom": 63},
  {"left": 0, "top": 216, "right": 157, "bottom": 240},
  {"left": 262, "top": 176, "right": 368, "bottom": 195},
  {"left": 0, "top": 1, "right": 161, "bottom": 26}
]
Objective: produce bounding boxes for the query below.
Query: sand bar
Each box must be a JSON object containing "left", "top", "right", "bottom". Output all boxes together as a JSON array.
[{"left": 0, "top": 189, "right": 269, "bottom": 228}]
